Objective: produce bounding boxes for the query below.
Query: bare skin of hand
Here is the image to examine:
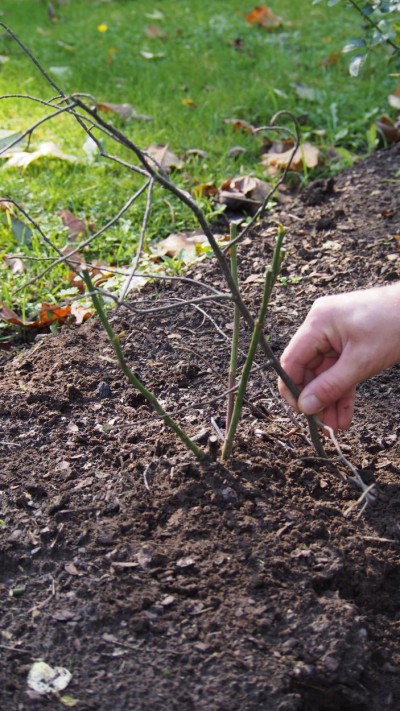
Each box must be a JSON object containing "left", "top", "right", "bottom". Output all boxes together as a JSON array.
[{"left": 278, "top": 283, "right": 400, "bottom": 431}]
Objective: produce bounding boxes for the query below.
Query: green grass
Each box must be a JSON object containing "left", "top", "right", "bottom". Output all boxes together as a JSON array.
[{"left": 0, "top": 0, "right": 397, "bottom": 329}]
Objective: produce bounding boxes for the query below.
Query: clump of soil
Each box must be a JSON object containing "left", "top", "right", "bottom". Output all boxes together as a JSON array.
[{"left": 0, "top": 145, "right": 399, "bottom": 711}]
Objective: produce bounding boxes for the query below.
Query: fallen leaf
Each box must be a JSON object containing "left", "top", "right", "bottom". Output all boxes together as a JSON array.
[
  {"left": 152, "top": 230, "right": 209, "bottom": 261},
  {"left": 375, "top": 115, "right": 400, "bottom": 143},
  {"left": 293, "top": 82, "right": 317, "bottom": 101},
  {"left": 262, "top": 142, "right": 320, "bottom": 175},
  {"left": 48, "top": 66, "right": 72, "bottom": 80},
  {"left": 145, "top": 144, "right": 183, "bottom": 171},
  {"left": 140, "top": 50, "right": 166, "bottom": 60},
  {"left": 145, "top": 25, "right": 167, "bottom": 39},
  {"left": 218, "top": 175, "right": 270, "bottom": 212},
  {"left": 227, "top": 146, "right": 247, "bottom": 157},
  {"left": 224, "top": 118, "right": 256, "bottom": 134},
  {"left": 60, "top": 696, "right": 78, "bottom": 708},
  {"left": 27, "top": 661, "right": 72, "bottom": 695},
  {"left": 185, "top": 148, "right": 208, "bottom": 159},
  {"left": 4, "top": 255, "right": 25, "bottom": 274},
  {"left": 97, "top": 102, "right": 153, "bottom": 121},
  {"left": 70, "top": 300, "right": 93, "bottom": 324},
  {"left": 388, "top": 83, "right": 400, "bottom": 110},
  {"left": 191, "top": 183, "right": 218, "bottom": 199},
  {"left": 245, "top": 5, "right": 282, "bottom": 30},
  {"left": 180, "top": 98, "right": 197, "bottom": 109},
  {"left": 176, "top": 556, "right": 195, "bottom": 568},
  {"left": 59, "top": 209, "right": 88, "bottom": 240},
  {"left": 0, "top": 302, "right": 72, "bottom": 328},
  {"left": 2, "top": 141, "right": 77, "bottom": 169},
  {"left": 319, "top": 51, "right": 341, "bottom": 67},
  {"left": 64, "top": 563, "right": 82, "bottom": 576}
]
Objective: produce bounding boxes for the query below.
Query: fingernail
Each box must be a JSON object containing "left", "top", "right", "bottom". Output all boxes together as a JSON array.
[{"left": 298, "top": 394, "right": 323, "bottom": 415}]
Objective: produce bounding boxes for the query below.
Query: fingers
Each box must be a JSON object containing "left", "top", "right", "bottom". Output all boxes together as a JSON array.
[
  {"left": 297, "top": 349, "right": 361, "bottom": 418},
  {"left": 315, "top": 387, "right": 356, "bottom": 431}
]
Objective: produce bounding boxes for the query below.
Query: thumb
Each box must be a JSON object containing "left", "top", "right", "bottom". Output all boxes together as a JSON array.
[{"left": 297, "top": 354, "right": 361, "bottom": 416}]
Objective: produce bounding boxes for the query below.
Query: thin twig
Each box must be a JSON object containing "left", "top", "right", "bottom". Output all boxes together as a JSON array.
[
  {"left": 318, "top": 420, "right": 378, "bottom": 509},
  {"left": 120, "top": 178, "right": 155, "bottom": 300}
]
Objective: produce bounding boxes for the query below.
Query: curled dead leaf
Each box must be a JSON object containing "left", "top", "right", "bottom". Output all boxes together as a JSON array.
[
  {"left": 224, "top": 118, "right": 256, "bottom": 134},
  {"left": 191, "top": 183, "right": 218, "bottom": 199},
  {"left": 70, "top": 300, "right": 93, "bottom": 325},
  {"left": 4, "top": 255, "right": 25, "bottom": 274},
  {"left": 0, "top": 197, "right": 15, "bottom": 213},
  {"left": 0, "top": 302, "right": 72, "bottom": 328},
  {"left": 262, "top": 142, "right": 320, "bottom": 175},
  {"left": 145, "top": 144, "right": 183, "bottom": 171},
  {"left": 375, "top": 115, "right": 400, "bottom": 144},
  {"left": 2, "top": 141, "right": 77, "bottom": 169},
  {"left": 59, "top": 209, "right": 91, "bottom": 240},
  {"left": 218, "top": 175, "right": 270, "bottom": 212},
  {"left": 97, "top": 102, "right": 153, "bottom": 122},
  {"left": 245, "top": 5, "right": 282, "bottom": 30},
  {"left": 152, "top": 230, "right": 209, "bottom": 261}
]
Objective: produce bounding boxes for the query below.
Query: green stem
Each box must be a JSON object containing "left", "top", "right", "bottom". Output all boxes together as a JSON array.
[
  {"left": 226, "top": 224, "right": 240, "bottom": 437},
  {"left": 82, "top": 270, "right": 206, "bottom": 460},
  {"left": 347, "top": 0, "right": 400, "bottom": 54},
  {"left": 222, "top": 225, "right": 285, "bottom": 460}
]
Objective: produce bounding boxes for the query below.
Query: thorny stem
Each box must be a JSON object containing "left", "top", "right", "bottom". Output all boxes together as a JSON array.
[
  {"left": 71, "top": 98, "right": 326, "bottom": 456},
  {"left": 222, "top": 225, "right": 286, "bottom": 460},
  {"left": 225, "top": 224, "right": 240, "bottom": 438},
  {"left": 82, "top": 270, "right": 206, "bottom": 460}
]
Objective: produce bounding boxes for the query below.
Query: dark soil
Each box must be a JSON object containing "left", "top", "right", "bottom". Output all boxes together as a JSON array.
[{"left": 1, "top": 145, "right": 400, "bottom": 711}]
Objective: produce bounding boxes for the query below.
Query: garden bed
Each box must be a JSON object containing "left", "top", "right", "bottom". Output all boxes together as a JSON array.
[{"left": 0, "top": 144, "right": 399, "bottom": 711}]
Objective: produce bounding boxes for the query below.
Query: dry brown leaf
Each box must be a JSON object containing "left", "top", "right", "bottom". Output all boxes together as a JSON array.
[
  {"left": 319, "top": 51, "right": 341, "bottom": 67},
  {"left": 375, "top": 115, "right": 400, "bottom": 143},
  {"left": 97, "top": 102, "right": 153, "bottom": 122},
  {"left": 2, "top": 141, "right": 77, "bottom": 169},
  {"left": 0, "top": 302, "right": 72, "bottom": 328},
  {"left": 191, "top": 183, "right": 218, "bottom": 199},
  {"left": 0, "top": 198, "right": 15, "bottom": 213},
  {"left": 245, "top": 5, "right": 282, "bottom": 30},
  {"left": 59, "top": 209, "right": 88, "bottom": 240},
  {"left": 145, "top": 144, "right": 183, "bottom": 171},
  {"left": 152, "top": 230, "right": 208, "bottom": 261},
  {"left": 224, "top": 118, "right": 256, "bottom": 134},
  {"left": 218, "top": 175, "right": 270, "bottom": 212},
  {"left": 262, "top": 142, "right": 320, "bottom": 175}
]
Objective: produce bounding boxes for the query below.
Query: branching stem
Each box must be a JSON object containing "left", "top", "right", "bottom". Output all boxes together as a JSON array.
[{"left": 82, "top": 270, "right": 206, "bottom": 460}]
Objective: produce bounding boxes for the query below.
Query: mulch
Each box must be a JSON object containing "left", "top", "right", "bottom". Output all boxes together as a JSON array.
[{"left": 0, "top": 144, "right": 400, "bottom": 711}]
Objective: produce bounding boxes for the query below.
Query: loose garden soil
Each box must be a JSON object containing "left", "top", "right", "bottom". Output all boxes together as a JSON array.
[{"left": 1, "top": 145, "right": 400, "bottom": 711}]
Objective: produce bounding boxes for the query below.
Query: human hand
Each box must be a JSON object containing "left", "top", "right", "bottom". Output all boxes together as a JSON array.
[{"left": 278, "top": 283, "right": 400, "bottom": 430}]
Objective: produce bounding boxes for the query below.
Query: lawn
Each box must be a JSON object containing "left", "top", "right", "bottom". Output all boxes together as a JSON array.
[{"left": 0, "top": 0, "right": 396, "bottom": 329}]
